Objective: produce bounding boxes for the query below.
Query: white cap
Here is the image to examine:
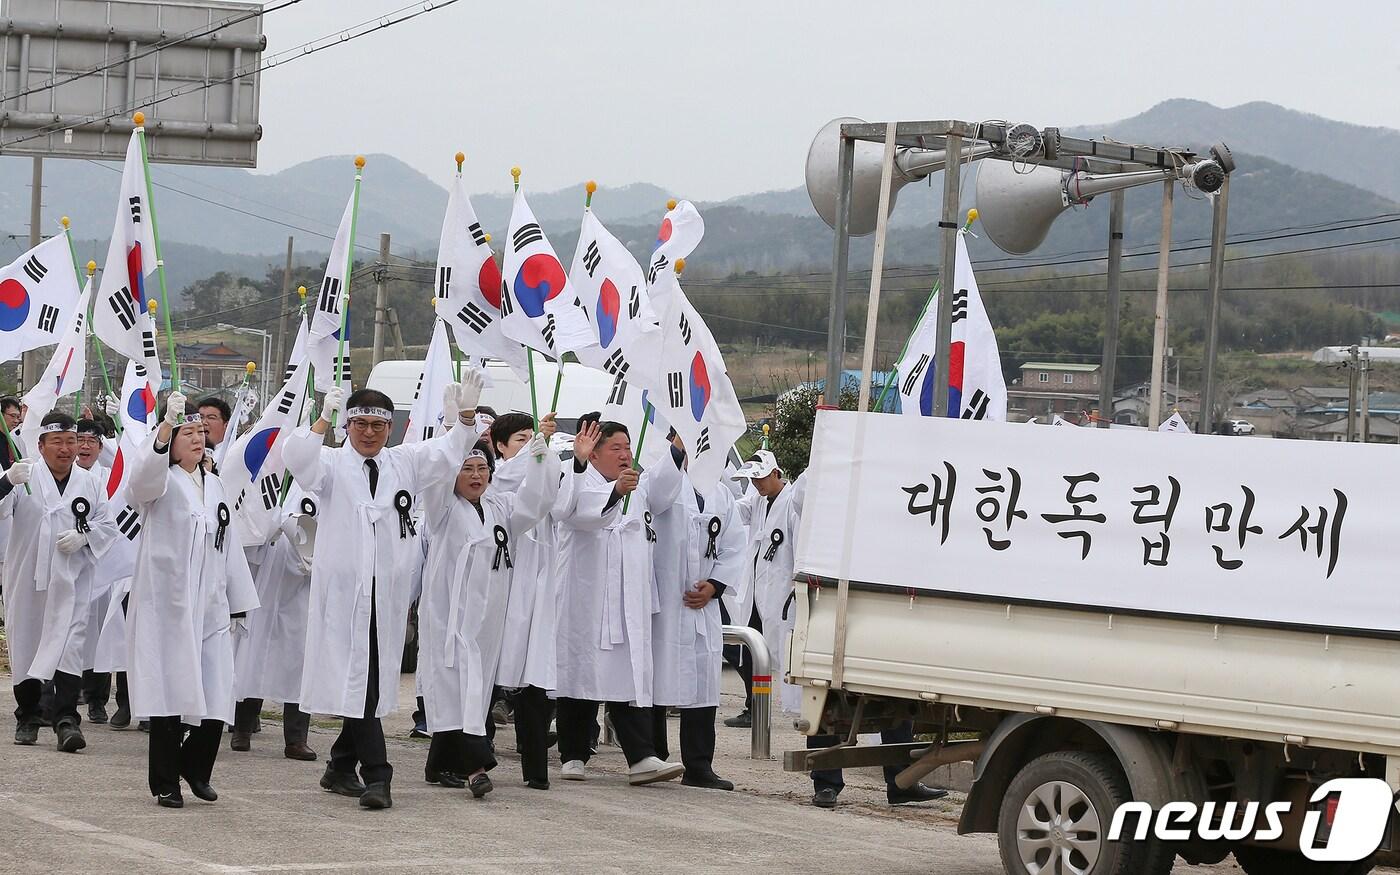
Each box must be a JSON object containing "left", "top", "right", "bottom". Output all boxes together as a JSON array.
[{"left": 732, "top": 449, "right": 779, "bottom": 481}]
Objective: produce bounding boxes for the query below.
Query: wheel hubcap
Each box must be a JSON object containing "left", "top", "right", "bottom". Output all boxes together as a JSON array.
[{"left": 1016, "top": 780, "right": 1103, "bottom": 875}]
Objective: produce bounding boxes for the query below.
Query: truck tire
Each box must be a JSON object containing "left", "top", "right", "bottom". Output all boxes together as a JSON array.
[
  {"left": 996, "top": 751, "right": 1174, "bottom": 875},
  {"left": 1233, "top": 846, "right": 1375, "bottom": 875}
]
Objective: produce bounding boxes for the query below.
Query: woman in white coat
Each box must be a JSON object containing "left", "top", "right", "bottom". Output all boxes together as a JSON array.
[
  {"left": 650, "top": 432, "right": 746, "bottom": 790},
  {"left": 125, "top": 393, "right": 259, "bottom": 809},
  {"left": 2, "top": 411, "right": 118, "bottom": 752},
  {"left": 282, "top": 374, "right": 483, "bottom": 811},
  {"left": 419, "top": 430, "right": 557, "bottom": 797},
  {"left": 553, "top": 420, "right": 686, "bottom": 785}
]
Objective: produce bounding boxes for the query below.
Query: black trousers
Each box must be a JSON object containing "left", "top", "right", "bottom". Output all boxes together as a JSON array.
[
  {"left": 511, "top": 685, "right": 553, "bottom": 783},
  {"left": 328, "top": 588, "right": 391, "bottom": 785},
  {"left": 808, "top": 720, "right": 915, "bottom": 795},
  {"left": 234, "top": 699, "right": 310, "bottom": 744},
  {"left": 719, "top": 602, "right": 762, "bottom": 711},
  {"left": 148, "top": 716, "right": 222, "bottom": 797},
  {"left": 114, "top": 672, "right": 129, "bottom": 712},
  {"left": 556, "top": 698, "right": 657, "bottom": 767},
  {"left": 426, "top": 729, "right": 497, "bottom": 777},
  {"left": 652, "top": 705, "right": 718, "bottom": 777},
  {"left": 14, "top": 672, "right": 80, "bottom": 727},
  {"left": 82, "top": 670, "right": 112, "bottom": 709}
]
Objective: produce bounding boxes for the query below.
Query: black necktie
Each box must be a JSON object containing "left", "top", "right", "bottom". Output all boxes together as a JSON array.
[{"left": 365, "top": 458, "right": 379, "bottom": 498}]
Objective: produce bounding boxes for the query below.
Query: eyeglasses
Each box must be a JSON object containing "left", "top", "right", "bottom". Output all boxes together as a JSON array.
[
  {"left": 348, "top": 418, "right": 389, "bottom": 434},
  {"left": 76, "top": 435, "right": 101, "bottom": 445}
]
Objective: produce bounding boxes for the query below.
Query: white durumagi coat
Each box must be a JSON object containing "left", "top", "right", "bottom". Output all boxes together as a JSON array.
[
  {"left": 78, "top": 463, "right": 112, "bottom": 671},
  {"left": 90, "top": 489, "right": 144, "bottom": 674},
  {"left": 233, "top": 493, "right": 315, "bottom": 705},
  {"left": 283, "top": 422, "right": 477, "bottom": 719},
  {"left": 652, "top": 467, "right": 746, "bottom": 709},
  {"left": 125, "top": 437, "right": 259, "bottom": 723},
  {"left": 554, "top": 460, "right": 682, "bottom": 707},
  {"left": 736, "top": 472, "right": 808, "bottom": 713},
  {"left": 419, "top": 450, "right": 558, "bottom": 735},
  {"left": 0, "top": 462, "right": 117, "bottom": 680}
]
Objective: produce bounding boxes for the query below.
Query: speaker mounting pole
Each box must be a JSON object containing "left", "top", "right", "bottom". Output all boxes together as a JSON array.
[
  {"left": 824, "top": 133, "right": 855, "bottom": 405},
  {"left": 1097, "top": 190, "right": 1125, "bottom": 427},
  {"left": 1200, "top": 175, "right": 1231, "bottom": 434},
  {"left": 930, "top": 133, "right": 963, "bottom": 418}
]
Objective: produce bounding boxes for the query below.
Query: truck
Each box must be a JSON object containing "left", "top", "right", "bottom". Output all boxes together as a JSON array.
[{"left": 782, "top": 409, "right": 1400, "bottom": 875}]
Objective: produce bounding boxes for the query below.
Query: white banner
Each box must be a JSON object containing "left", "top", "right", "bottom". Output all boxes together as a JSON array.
[{"left": 797, "top": 410, "right": 1398, "bottom": 633}]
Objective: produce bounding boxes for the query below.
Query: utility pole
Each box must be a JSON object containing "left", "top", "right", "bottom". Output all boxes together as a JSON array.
[
  {"left": 1345, "top": 344, "right": 1359, "bottom": 443},
  {"left": 274, "top": 236, "right": 294, "bottom": 382},
  {"left": 1097, "top": 191, "right": 1125, "bottom": 428},
  {"left": 1147, "top": 180, "right": 1174, "bottom": 429},
  {"left": 371, "top": 233, "right": 391, "bottom": 368},
  {"left": 1359, "top": 350, "right": 1371, "bottom": 443}
]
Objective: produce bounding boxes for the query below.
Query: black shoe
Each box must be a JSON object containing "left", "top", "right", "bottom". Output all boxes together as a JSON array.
[
  {"left": 14, "top": 722, "right": 38, "bottom": 745},
  {"left": 88, "top": 704, "right": 109, "bottom": 725},
  {"left": 425, "top": 769, "right": 465, "bottom": 789},
  {"left": 230, "top": 731, "right": 251, "bottom": 752},
  {"left": 55, "top": 720, "right": 87, "bottom": 753},
  {"left": 320, "top": 765, "right": 366, "bottom": 798},
  {"left": 887, "top": 783, "right": 949, "bottom": 805},
  {"left": 812, "top": 787, "right": 839, "bottom": 808},
  {"left": 284, "top": 742, "right": 318, "bottom": 761},
  {"left": 723, "top": 709, "right": 752, "bottom": 728},
  {"left": 682, "top": 771, "right": 735, "bottom": 791},
  {"left": 156, "top": 791, "right": 184, "bottom": 809},
  {"left": 359, "top": 781, "right": 392, "bottom": 810},
  {"left": 468, "top": 774, "right": 493, "bottom": 799},
  {"left": 109, "top": 707, "right": 131, "bottom": 730},
  {"left": 408, "top": 723, "right": 430, "bottom": 739},
  {"left": 138, "top": 720, "right": 150, "bottom": 733},
  {"left": 184, "top": 777, "right": 218, "bottom": 802},
  {"left": 525, "top": 778, "right": 549, "bottom": 790}
]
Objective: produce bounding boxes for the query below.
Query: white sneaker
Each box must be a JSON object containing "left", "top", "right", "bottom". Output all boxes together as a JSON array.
[
  {"left": 628, "top": 756, "right": 685, "bottom": 786},
  {"left": 561, "top": 760, "right": 587, "bottom": 781}
]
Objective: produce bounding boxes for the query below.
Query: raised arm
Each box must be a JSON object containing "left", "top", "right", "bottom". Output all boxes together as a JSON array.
[
  {"left": 400, "top": 372, "right": 486, "bottom": 494},
  {"left": 504, "top": 434, "right": 561, "bottom": 534}
]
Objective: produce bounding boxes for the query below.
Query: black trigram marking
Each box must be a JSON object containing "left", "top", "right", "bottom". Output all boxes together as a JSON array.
[
  {"left": 140, "top": 327, "right": 156, "bottom": 360},
  {"left": 260, "top": 473, "right": 282, "bottom": 510},
  {"left": 667, "top": 371, "right": 683, "bottom": 408},
  {"left": 410, "top": 370, "right": 425, "bottom": 403},
  {"left": 233, "top": 488, "right": 246, "bottom": 513},
  {"left": 116, "top": 506, "right": 141, "bottom": 540},
  {"left": 607, "top": 373, "right": 627, "bottom": 406},
  {"left": 436, "top": 266, "right": 451, "bottom": 299},
  {"left": 70, "top": 311, "right": 85, "bottom": 336},
  {"left": 678, "top": 312, "right": 693, "bottom": 345},
  {"left": 458, "top": 302, "right": 490, "bottom": 334},
  {"left": 318, "top": 276, "right": 342, "bottom": 315},
  {"left": 36, "top": 304, "right": 58, "bottom": 332},
  {"left": 628, "top": 286, "right": 640, "bottom": 319},
  {"left": 109, "top": 290, "right": 137, "bottom": 330},
  {"left": 960, "top": 389, "right": 990, "bottom": 420},
  {"left": 541, "top": 314, "right": 556, "bottom": 350},
  {"left": 901, "top": 354, "right": 930, "bottom": 395},
  {"left": 134, "top": 362, "right": 148, "bottom": 379},
  {"left": 512, "top": 223, "right": 543, "bottom": 252},
  {"left": 468, "top": 222, "right": 486, "bottom": 246},
  {"left": 499, "top": 281, "right": 514, "bottom": 317},
  {"left": 283, "top": 360, "right": 297, "bottom": 382},
  {"left": 603, "top": 350, "right": 628, "bottom": 377},
  {"left": 23, "top": 254, "right": 47, "bottom": 283},
  {"left": 951, "top": 288, "right": 969, "bottom": 323},
  {"left": 421, "top": 425, "right": 437, "bottom": 440},
  {"left": 582, "top": 240, "right": 601, "bottom": 277},
  {"left": 695, "top": 427, "right": 711, "bottom": 455},
  {"left": 276, "top": 388, "right": 296, "bottom": 415},
  {"left": 128, "top": 196, "right": 143, "bottom": 225},
  {"left": 334, "top": 353, "right": 351, "bottom": 383},
  {"left": 648, "top": 254, "right": 668, "bottom": 284}
]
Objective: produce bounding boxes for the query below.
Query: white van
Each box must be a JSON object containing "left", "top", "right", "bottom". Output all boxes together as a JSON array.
[{"left": 366, "top": 358, "right": 616, "bottom": 444}]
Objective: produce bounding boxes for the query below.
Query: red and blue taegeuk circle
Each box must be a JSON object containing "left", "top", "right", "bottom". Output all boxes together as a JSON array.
[
  {"left": 654, "top": 217, "right": 673, "bottom": 252},
  {"left": 243, "top": 427, "right": 280, "bottom": 476},
  {"left": 126, "top": 383, "right": 156, "bottom": 423},
  {"left": 479, "top": 258, "right": 503, "bottom": 310},
  {"left": 596, "top": 278, "right": 621, "bottom": 347},
  {"left": 689, "top": 351, "right": 712, "bottom": 423},
  {"left": 512, "top": 254, "right": 567, "bottom": 318},
  {"left": 0, "top": 279, "right": 31, "bottom": 331}
]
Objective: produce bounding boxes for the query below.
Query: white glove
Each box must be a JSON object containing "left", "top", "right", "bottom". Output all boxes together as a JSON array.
[
  {"left": 445, "top": 368, "right": 486, "bottom": 422},
  {"left": 278, "top": 514, "right": 301, "bottom": 545},
  {"left": 56, "top": 529, "right": 88, "bottom": 555},
  {"left": 320, "top": 386, "right": 346, "bottom": 424},
  {"left": 6, "top": 460, "right": 31, "bottom": 486},
  {"left": 103, "top": 394, "right": 121, "bottom": 418},
  {"left": 442, "top": 384, "right": 460, "bottom": 426},
  {"left": 164, "top": 391, "right": 187, "bottom": 427},
  {"left": 525, "top": 432, "right": 549, "bottom": 461}
]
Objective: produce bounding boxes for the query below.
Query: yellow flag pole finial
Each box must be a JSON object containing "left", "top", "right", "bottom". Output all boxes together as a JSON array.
[
  {"left": 965, "top": 208, "right": 979, "bottom": 230},
  {"left": 666, "top": 199, "right": 678, "bottom": 211},
  {"left": 297, "top": 284, "right": 307, "bottom": 301},
  {"left": 60, "top": 216, "right": 70, "bottom": 230},
  {"left": 484, "top": 232, "right": 492, "bottom": 244},
  {"left": 133, "top": 111, "right": 145, "bottom": 127},
  {"left": 454, "top": 151, "right": 465, "bottom": 172},
  {"left": 354, "top": 155, "right": 366, "bottom": 170},
  {"left": 585, "top": 180, "right": 597, "bottom": 208},
  {"left": 245, "top": 361, "right": 256, "bottom": 375},
  {"left": 147, "top": 299, "right": 158, "bottom": 316},
  {"left": 675, "top": 257, "right": 687, "bottom": 276},
  {"left": 86, "top": 260, "right": 96, "bottom": 276}
]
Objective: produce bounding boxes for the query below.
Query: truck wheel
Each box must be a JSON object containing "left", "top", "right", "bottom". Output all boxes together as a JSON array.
[
  {"left": 997, "top": 751, "right": 1173, "bottom": 875},
  {"left": 1233, "top": 846, "right": 1374, "bottom": 875}
]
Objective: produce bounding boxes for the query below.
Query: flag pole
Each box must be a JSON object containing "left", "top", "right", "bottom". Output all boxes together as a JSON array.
[
  {"left": 873, "top": 209, "right": 978, "bottom": 413},
  {"left": 550, "top": 181, "right": 598, "bottom": 416},
  {"left": 449, "top": 152, "right": 468, "bottom": 383},
  {"left": 621, "top": 399, "right": 653, "bottom": 515},
  {"left": 58, "top": 218, "right": 88, "bottom": 415},
  {"left": 328, "top": 157, "right": 365, "bottom": 433},
  {"left": 279, "top": 286, "right": 310, "bottom": 507},
  {"left": 132, "top": 112, "right": 179, "bottom": 386},
  {"left": 512, "top": 165, "right": 540, "bottom": 428}
]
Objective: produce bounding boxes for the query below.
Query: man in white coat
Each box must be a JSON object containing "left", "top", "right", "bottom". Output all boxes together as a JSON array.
[
  {"left": 283, "top": 373, "right": 484, "bottom": 811},
  {"left": 3, "top": 411, "right": 119, "bottom": 752},
  {"left": 126, "top": 394, "right": 260, "bottom": 808},
  {"left": 553, "top": 420, "right": 686, "bottom": 785},
  {"left": 651, "top": 431, "right": 746, "bottom": 791}
]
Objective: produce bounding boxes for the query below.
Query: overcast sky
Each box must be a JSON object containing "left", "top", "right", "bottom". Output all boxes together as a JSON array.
[{"left": 255, "top": 0, "right": 1400, "bottom": 199}]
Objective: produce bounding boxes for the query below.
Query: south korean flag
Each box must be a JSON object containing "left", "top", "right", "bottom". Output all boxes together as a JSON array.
[
  {"left": 222, "top": 358, "right": 311, "bottom": 526},
  {"left": 498, "top": 186, "right": 596, "bottom": 358},
  {"left": 91, "top": 129, "right": 161, "bottom": 379},
  {"left": 0, "top": 235, "right": 83, "bottom": 365}
]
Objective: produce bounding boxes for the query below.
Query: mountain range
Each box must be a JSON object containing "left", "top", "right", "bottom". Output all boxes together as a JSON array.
[{"left": 2, "top": 99, "right": 1397, "bottom": 299}]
